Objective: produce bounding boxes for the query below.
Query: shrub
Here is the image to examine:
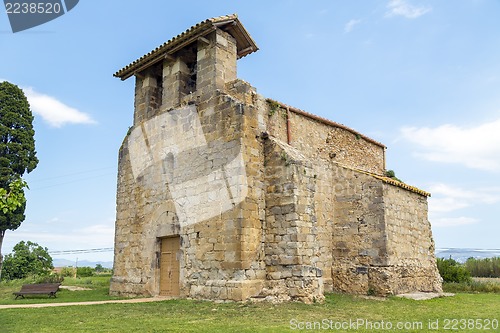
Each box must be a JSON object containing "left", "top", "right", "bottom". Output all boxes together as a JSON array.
[
  {"left": 465, "top": 257, "right": 500, "bottom": 278},
  {"left": 1, "top": 241, "right": 53, "bottom": 281},
  {"left": 35, "top": 274, "right": 64, "bottom": 284},
  {"left": 437, "top": 257, "right": 472, "bottom": 283},
  {"left": 385, "top": 170, "right": 403, "bottom": 183},
  {"left": 60, "top": 267, "right": 75, "bottom": 277},
  {"left": 77, "top": 267, "right": 94, "bottom": 277},
  {"left": 443, "top": 279, "right": 500, "bottom": 294}
]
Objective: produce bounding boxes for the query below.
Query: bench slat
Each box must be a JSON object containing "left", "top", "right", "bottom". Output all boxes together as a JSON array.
[{"left": 13, "top": 283, "right": 61, "bottom": 299}]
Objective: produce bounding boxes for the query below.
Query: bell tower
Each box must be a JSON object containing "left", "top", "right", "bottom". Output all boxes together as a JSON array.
[{"left": 114, "top": 14, "right": 258, "bottom": 125}]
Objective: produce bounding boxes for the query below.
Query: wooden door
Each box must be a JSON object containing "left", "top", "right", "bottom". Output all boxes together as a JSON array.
[{"left": 160, "top": 236, "right": 180, "bottom": 296}]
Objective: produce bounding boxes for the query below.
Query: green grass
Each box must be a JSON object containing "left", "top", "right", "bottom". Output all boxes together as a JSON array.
[
  {"left": 1, "top": 277, "right": 499, "bottom": 332},
  {"left": 443, "top": 277, "right": 500, "bottom": 294},
  {"left": 0, "top": 276, "right": 122, "bottom": 305},
  {"left": 1, "top": 293, "right": 499, "bottom": 332}
]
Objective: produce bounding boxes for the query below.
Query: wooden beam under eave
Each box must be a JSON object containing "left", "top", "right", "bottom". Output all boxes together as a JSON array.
[
  {"left": 164, "top": 53, "right": 175, "bottom": 62},
  {"left": 197, "top": 36, "right": 210, "bottom": 46},
  {"left": 134, "top": 72, "right": 145, "bottom": 80},
  {"left": 238, "top": 46, "right": 255, "bottom": 57}
]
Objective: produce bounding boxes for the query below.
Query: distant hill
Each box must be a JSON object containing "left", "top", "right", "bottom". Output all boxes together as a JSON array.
[
  {"left": 53, "top": 258, "right": 113, "bottom": 269},
  {"left": 436, "top": 248, "right": 500, "bottom": 263},
  {"left": 52, "top": 250, "right": 499, "bottom": 268}
]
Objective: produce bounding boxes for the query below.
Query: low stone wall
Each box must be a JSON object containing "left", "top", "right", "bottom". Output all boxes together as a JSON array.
[
  {"left": 383, "top": 185, "right": 443, "bottom": 294},
  {"left": 330, "top": 163, "right": 441, "bottom": 295}
]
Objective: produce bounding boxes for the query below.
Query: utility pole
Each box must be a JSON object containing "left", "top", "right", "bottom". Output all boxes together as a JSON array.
[{"left": 74, "top": 257, "right": 78, "bottom": 278}]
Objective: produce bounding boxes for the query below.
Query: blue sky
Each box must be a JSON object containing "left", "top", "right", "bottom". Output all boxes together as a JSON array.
[{"left": 1, "top": 0, "right": 499, "bottom": 263}]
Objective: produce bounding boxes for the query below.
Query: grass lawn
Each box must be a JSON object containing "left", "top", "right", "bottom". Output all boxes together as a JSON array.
[
  {"left": 1, "top": 292, "right": 499, "bottom": 332},
  {"left": 1, "top": 277, "right": 499, "bottom": 332},
  {"left": 0, "top": 276, "right": 122, "bottom": 305}
]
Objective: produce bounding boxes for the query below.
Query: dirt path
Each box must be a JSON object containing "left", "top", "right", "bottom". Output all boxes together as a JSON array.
[{"left": 0, "top": 297, "right": 171, "bottom": 309}]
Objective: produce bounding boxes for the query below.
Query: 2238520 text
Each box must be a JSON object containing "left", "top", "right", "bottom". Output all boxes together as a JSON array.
[{"left": 5, "top": 2, "right": 62, "bottom": 14}]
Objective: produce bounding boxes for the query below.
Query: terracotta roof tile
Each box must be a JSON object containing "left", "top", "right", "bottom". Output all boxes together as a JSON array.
[{"left": 114, "top": 14, "right": 258, "bottom": 80}]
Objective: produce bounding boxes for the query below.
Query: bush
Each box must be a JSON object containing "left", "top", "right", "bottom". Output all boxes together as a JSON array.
[
  {"left": 385, "top": 170, "right": 403, "bottom": 183},
  {"left": 443, "top": 279, "right": 500, "bottom": 294},
  {"left": 77, "top": 267, "right": 94, "bottom": 277},
  {"left": 60, "top": 267, "right": 75, "bottom": 277},
  {"left": 465, "top": 257, "right": 500, "bottom": 278},
  {"left": 1, "top": 241, "right": 53, "bottom": 281},
  {"left": 437, "top": 257, "right": 472, "bottom": 283},
  {"left": 34, "top": 274, "right": 64, "bottom": 284}
]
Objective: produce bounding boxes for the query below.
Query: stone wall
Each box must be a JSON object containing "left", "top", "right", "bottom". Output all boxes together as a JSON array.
[
  {"left": 382, "top": 185, "right": 443, "bottom": 294},
  {"left": 330, "top": 165, "right": 388, "bottom": 294},
  {"left": 261, "top": 138, "right": 329, "bottom": 303},
  {"left": 329, "top": 163, "right": 442, "bottom": 295},
  {"left": 264, "top": 99, "right": 385, "bottom": 175}
]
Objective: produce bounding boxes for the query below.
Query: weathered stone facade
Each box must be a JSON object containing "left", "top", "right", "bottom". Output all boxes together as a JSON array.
[{"left": 110, "top": 15, "right": 442, "bottom": 303}]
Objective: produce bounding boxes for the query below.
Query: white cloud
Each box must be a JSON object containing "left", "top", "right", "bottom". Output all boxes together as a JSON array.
[
  {"left": 385, "top": 0, "right": 431, "bottom": 19},
  {"left": 401, "top": 118, "right": 500, "bottom": 171},
  {"left": 429, "top": 183, "right": 500, "bottom": 213},
  {"left": 3, "top": 223, "right": 115, "bottom": 260},
  {"left": 428, "top": 183, "right": 500, "bottom": 228},
  {"left": 432, "top": 217, "right": 479, "bottom": 227},
  {"left": 24, "top": 87, "right": 96, "bottom": 128},
  {"left": 344, "top": 19, "right": 362, "bottom": 33},
  {"left": 304, "top": 33, "right": 315, "bottom": 39},
  {"left": 1, "top": 79, "right": 95, "bottom": 127}
]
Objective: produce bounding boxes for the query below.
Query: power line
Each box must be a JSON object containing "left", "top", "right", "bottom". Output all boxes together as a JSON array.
[
  {"left": 49, "top": 248, "right": 114, "bottom": 255},
  {"left": 28, "top": 166, "right": 116, "bottom": 183},
  {"left": 29, "top": 172, "right": 115, "bottom": 190}
]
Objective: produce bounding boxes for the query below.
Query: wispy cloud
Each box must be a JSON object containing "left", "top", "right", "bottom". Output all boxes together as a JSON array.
[
  {"left": 432, "top": 217, "right": 478, "bottom": 227},
  {"left": 4, "top": 223, "right": 114, "bottom": 254},
  {"left": 344, "top": 19, "right": 362, "bottom": 33},
  {"left": 428, "top": 183, "right": 500, "bottom": 227},
  {"left": 429, "top": 183, "right": 500, "bottom": 213},
  {"left": 24, "top": 87, "right": 96, "bottom": 128},
  {"left": 385, "top": 0, "right": 431, "bottom": 19},
  {"left": 2, "top": 79, "right": 95, "bottom": 127},
  {"left": 400, "top": 118, "right": 500, "bottom": 172}
]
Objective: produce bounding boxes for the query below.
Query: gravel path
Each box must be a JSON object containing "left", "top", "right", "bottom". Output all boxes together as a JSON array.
[{"left": 0, "top": 297, "right": 171, "bottom": 309}]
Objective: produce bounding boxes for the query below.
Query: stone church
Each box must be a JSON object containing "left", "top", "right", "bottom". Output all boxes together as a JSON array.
[{"left": 110, "top": 14, "right": 442, "bottom": 303}]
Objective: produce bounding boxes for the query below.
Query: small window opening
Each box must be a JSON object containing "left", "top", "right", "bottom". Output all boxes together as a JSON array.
[
  {"left": 186, "top": 61, "right": 197, "bottom": 93},
  {"left": 178, "top": 45, "right": 198, "bottom": 96}
]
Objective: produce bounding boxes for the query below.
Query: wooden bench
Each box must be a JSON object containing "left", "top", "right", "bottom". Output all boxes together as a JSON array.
[{"left": 13, "top": 283, "right": 61, "bottom": 299}]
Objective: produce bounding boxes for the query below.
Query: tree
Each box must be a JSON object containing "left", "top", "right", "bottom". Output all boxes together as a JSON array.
[
  {"left": 1, "top": 241, "right": 53, "bottom": 280},
  {"left": 436, "top": 257, "right": 471, "bottom": 283},
  {"left": 0, "top": 81, "right": 39, "bottom": 280},
  {"left": 0, "top": 177, "right": 28, "bottom": 213},
  {"left": 77, "top": 266, "right": 94, "bottom": 277}
]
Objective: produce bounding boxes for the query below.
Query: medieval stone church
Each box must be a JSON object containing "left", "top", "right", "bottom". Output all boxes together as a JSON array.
[{"left": 109, "top": 14, "right": 442, "bottom": 303}]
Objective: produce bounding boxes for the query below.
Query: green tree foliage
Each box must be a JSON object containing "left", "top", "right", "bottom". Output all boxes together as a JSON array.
[
  {"left": 60, "top": 266, "right": 75, "bottom": 277},
  {"left": 385, "top": 170, "right": 403, "bottom": 183},
  {"left": 77, "top": 266, "right": 94, "bottom": 277},
  {"left": 0, "top": 177, "right": 28, "bottom": 213},
  {"left": 437, "top": 257, "right": 472, "bottom": 283},
  {"left": 0, "top": 81, "right": 39, "bottom": 279},
  {"left": 95, "top": 263, "right": 104, "bottom": 273},
  {"left": 465, "top": 257, "right": 500, "bottom": 278},
  {"left": 2, "top": 241, "right": 53, "bottom": 280}
]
